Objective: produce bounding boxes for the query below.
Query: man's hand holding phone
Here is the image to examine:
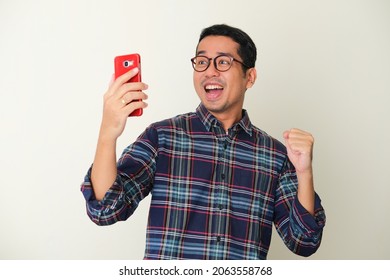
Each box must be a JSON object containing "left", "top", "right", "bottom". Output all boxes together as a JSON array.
[{"left": 100, "top": 66, "right": 149, "bottom": 142}]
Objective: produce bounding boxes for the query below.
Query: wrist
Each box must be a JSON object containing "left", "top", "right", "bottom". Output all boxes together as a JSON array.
[
  {"left": 296, "top": 168, "right": 313, "bottom": 178},
  {"left": 98, "top": 122, "right": 120, "bottom": 143},
  {"left": 296, "top": 167, "right": 314, "bottom": 186},
  {"left": 296, "top": 168, "right": 315, "bottom": 215}
]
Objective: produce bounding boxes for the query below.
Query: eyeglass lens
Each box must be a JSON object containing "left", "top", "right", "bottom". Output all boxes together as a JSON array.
[{"left": 192, "top": 55, "right": 233, "bottom": 72}]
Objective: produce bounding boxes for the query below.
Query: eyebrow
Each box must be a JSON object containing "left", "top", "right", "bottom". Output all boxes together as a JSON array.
[{"left": 196, "top": 50, "right": 235, "bottom": 57}]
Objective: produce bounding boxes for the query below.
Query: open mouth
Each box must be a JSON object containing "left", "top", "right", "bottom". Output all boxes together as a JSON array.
[{"left": 205, "top": 84, "right": 224, "bottom": 93}]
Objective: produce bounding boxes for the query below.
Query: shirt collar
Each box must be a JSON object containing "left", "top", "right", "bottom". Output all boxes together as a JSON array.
[{"left": 196, "top": 103, "right": 253, "bottom": 137}]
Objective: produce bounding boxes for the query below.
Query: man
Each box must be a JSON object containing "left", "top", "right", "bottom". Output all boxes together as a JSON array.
[{"left": 81, "top": 24, "right": 326, "bottom": 260}]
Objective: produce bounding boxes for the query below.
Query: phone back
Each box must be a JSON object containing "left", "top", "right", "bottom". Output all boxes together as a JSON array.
[{"left": 114, "top": 53, "right": 142, "bottom": 116}]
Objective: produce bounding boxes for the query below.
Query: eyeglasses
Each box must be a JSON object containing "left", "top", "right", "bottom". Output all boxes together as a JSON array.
[{"left": 190, "top": 55, "right": 250, "bottom": 72}]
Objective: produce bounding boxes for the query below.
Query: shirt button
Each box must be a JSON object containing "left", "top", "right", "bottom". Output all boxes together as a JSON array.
[
  {"left": 218, "top": 204, "right": 223, "bottom": 210},
  {"left": 216, "top": 236, "right": 221, "bottom": 242},
  {"left": 221, "top": 174, "right": 225, "bottom": 180}
]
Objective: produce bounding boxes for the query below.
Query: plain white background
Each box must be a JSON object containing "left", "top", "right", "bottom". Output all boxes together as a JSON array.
[{"left": 0, "top": 0, "right": 389, "bottom": 259}]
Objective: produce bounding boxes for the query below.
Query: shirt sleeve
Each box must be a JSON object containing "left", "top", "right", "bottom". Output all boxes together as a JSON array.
[
  {"left": 80, "top": 125, "right": 158, "bottom": 226},
  {"left": 274, "top": 158, "right": 326, "bottom": 257}
]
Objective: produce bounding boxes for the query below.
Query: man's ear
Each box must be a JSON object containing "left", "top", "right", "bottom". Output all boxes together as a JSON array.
[{"left": 245, "top": 68, "right": 257, "bottom": 89}]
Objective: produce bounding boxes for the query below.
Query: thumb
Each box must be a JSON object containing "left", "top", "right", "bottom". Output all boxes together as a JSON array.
[
  {"left": 283, "top": 130, "right": 294, "bottom": 154},
  {"left": 283, "top": 130, "right": 290, "bottom": 140},
  {"left": 109, "top": 73, "right": 115, "bottom": 87}
]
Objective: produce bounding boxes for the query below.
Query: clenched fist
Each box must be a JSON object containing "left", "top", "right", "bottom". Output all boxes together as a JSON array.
[{"left": 283, "top": 128, "right": 314, "bottom": 174}]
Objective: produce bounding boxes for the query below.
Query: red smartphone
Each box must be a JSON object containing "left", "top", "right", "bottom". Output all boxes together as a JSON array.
[{"left": 114, "top": 53, "right": 143, "bottom": 117}]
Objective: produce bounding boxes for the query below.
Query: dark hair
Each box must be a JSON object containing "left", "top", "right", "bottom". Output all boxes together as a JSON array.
[{"left": 197, "top": 24, "right": 257, "bottom": 71}]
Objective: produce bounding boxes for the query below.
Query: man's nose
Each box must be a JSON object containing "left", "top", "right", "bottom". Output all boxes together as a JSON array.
[{"left": 204, "top": 60, "right": 220, "bottom": 77}]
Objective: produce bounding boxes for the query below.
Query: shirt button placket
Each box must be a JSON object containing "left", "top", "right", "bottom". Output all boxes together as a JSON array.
[
  {"left": 217, "top": 138, "right": 228, "bottom": 247},
  {"left": 219, "top": 138, "right": 227, "bottom": 210}
]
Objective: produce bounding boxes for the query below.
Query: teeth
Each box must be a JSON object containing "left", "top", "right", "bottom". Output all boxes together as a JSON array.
[{"left": 205, "top": 85, "right": 223, "bottom": 90}]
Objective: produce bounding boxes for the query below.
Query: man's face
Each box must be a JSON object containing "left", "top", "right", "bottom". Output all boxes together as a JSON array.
[{"left": 193, "top": 35, "right": 254, "bottom": 120}]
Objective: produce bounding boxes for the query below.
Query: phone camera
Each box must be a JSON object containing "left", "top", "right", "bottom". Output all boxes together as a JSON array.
[{"left": 123, "top": 60, "right": 134, "bottom": 68}]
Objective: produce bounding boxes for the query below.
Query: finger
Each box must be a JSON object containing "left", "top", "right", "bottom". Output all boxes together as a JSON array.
[
  {"left": 107, "top": 67, "right": 140, "bottom": 97},
  {"left": 289, "top": 128, "right": 312, "bottom": 137},
  {"left": 120, "top": 91, "right": 148, "bottom": 106},
  {"left": 122, "top": 99, "right": 149, "bottom": 115},
  {"left": 116, "top": 67, "right": 140, "bottom": 85},
  {"left": 286, "top": 138, "right": 314, "bottom": 157},
  {"left": 116, "top": 82, "right": 149, "bottom": 100},
  {"left": 284, "top": 128, "right": 314, "bottom": 149},
  {"left": 286, "top": 133, "right": 313, "bottom": 146},
  {"left": 284, "top": 128, "right": 313, "bottom": 142}
]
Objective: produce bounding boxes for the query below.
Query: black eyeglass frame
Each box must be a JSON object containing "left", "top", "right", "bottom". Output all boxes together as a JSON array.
[{"left": 190, "top": 54, "right": 251, "bottom": 72}]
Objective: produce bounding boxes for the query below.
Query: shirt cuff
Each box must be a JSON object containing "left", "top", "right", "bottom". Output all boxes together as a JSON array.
[
  {"left": 80, "top": 165, "right": 127, "bottom": 225},
  {"left": 290, "top": 193, "right": 326, "bottom": 236}
]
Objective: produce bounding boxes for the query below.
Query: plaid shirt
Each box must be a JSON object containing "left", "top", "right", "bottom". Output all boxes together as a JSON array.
[{"left": 81, "top": 104, "right": 325, "bottom": 259}]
